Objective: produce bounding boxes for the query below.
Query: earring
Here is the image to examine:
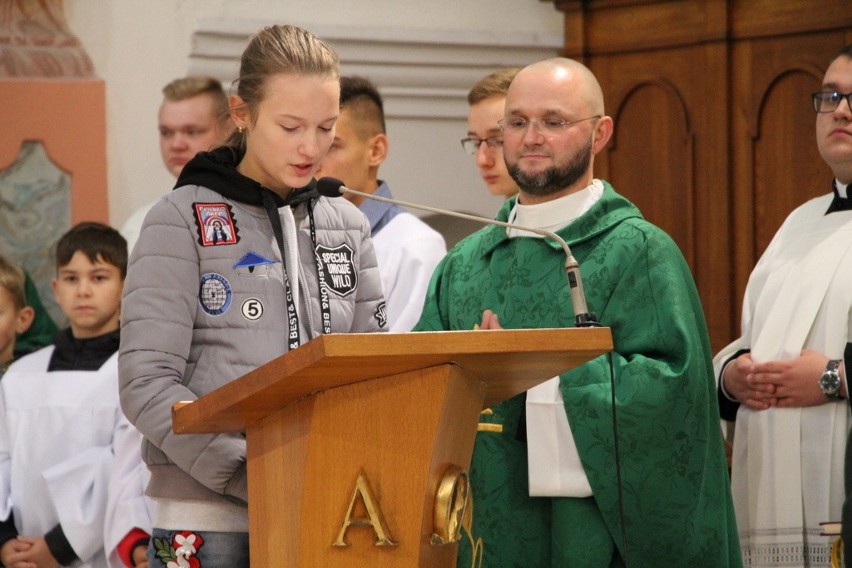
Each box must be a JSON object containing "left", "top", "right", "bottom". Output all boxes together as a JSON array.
[{"left": 238, "top": 126, "right": 244, "bottom": 134}]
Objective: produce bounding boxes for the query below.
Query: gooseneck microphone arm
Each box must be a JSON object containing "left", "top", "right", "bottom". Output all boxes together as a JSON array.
[{"left": 316, "top": 177, "right": 599, "bottom": 327}]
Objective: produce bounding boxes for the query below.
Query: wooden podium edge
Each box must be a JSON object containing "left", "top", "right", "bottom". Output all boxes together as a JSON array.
[{"left": 173, "top": 327, "right": 613, "bottom": 434}]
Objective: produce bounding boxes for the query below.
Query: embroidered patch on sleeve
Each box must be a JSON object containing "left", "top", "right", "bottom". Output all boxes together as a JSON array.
[
  {"left": 375, "top": 301, "right": 387, "bottom": 328},
  {"left": 193, "top": 202, "right": 239, "bottom": 246},
  {"left": 315, "top": 243, "right": 357, "bottom": 297}
]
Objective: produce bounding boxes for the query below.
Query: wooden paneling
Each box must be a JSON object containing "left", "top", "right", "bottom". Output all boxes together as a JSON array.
[
  {"left": 607, "top": 82, "right": 694, "bottom": 261},
  {"left": 752, "top": 71, "right": 826, "bottom": 255},
  {"left": 730, "top": 33, "right": 841, "bottom": 319},
  {"left": 730, "top": 0, "right": 852, "bottom": 40},
  {"left": 584, "top": 0, "right": 727, "bottom": 53},
  {"left": 587, "top": 40, "right": 731, "bottom": 351}
]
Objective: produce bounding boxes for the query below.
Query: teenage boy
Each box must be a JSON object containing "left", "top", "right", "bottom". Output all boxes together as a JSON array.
[
  {"left": 0, "top": 222, "right": 132, "bottom": 568},
  {"left": 463, "top": 67, "right": 522, "bottom": 200},
  {"left": 316, "top": 75, "right": 445, "bottom": 331},
  {"left": 121, "top": 76, "right": 234, "bottom": 252}
]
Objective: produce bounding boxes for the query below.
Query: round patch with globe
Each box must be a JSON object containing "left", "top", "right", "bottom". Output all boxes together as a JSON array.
[{"left": 198, "top": 273, "right": 232, "bottom": 316}]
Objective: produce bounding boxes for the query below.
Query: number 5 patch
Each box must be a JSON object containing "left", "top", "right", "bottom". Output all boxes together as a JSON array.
[{"left": 241, "top": 298, "right": 264, "bottom": 321}]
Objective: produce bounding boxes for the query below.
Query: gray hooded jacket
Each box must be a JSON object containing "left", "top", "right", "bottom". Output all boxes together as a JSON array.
[{"left": 118, "top": 148, "right": 386, "bottom": 509}]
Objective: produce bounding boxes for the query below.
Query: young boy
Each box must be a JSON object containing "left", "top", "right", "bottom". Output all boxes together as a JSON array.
[
  {"left": 0, "top": 222, "right": 134, "bottom": 568},
  {"left": 0, "top": 256, "right": 35, "bottom": 378}
]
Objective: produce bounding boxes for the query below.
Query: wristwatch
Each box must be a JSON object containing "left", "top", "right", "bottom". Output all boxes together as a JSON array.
[{"left": 818, "top": 359, "right": 843, "bottom": 401}]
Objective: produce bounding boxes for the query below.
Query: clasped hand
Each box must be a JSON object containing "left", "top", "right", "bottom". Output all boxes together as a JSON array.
[
  {"left": 723, "top": 349, "right": 841, "bottom": 410},
  {"left": 0, "top": 536, "right": 60, "bottom": 568},
  {"left": 477, "top": 309, "right": 502, "bottom": 330}
]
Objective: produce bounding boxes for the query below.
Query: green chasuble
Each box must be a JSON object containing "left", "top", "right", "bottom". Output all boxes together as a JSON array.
[{"left": 414, "top": 183, "right": 741, "bottom": 568}]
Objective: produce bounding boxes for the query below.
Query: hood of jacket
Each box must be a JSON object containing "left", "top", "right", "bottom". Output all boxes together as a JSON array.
[{"left": 174, "top": 146, "right": 318, "bottom": 208}]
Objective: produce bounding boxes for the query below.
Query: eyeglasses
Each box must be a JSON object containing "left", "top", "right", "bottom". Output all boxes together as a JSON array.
[
  {"left": 460, "top": 135, "right": 503, "bottom": 155},
  {"left": 498, "top": 115, "right": 601, "bottom": 136},
  {"left": 812, "top": 91, "right": 852, "bottom": 113}
]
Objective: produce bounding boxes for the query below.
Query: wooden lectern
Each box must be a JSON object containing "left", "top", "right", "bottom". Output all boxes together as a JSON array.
[{"left": 172, "top": 328, "right": 612, "bottom": 567}]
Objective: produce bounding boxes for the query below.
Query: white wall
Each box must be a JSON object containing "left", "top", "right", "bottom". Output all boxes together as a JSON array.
[{"left": 64, "top": 0, "right": 563, "bottom": 227}]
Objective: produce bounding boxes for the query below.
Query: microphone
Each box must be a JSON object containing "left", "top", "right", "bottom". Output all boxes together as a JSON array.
[{"left": 316, "top": 177, "right": 599, "bottom": 327}]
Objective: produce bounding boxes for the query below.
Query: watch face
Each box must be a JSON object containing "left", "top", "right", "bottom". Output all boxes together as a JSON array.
[{"left": 820, "top": 371, "right": 841, "bottom": 394}]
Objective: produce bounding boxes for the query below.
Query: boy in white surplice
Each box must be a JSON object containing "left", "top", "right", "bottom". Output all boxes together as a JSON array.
[{"left": 0, "top": 222, "right": 134, "bottom": 568}]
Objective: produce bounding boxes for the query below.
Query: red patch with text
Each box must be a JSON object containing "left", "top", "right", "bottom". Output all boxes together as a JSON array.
[{"left": 193, "top": 202, "right": 239, "bottom": 246}]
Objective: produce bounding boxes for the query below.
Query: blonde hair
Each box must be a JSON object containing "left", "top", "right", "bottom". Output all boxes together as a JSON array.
[
  {"left": 162, "top": 75, "right": 230, "bottom": 126},
  {"left": 0, "top": 256, "right": 27, "bottom": 310},
  {"left": 467, "top": 67, "right": 522, "bottom": 105},
  {"left": 226, "top": 25, "right": 340, "bottom": 152}
]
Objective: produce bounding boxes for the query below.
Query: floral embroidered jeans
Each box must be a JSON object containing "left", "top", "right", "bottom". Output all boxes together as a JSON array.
[{"left": 147, "top": 528, "right": 249, "bottom": 568}]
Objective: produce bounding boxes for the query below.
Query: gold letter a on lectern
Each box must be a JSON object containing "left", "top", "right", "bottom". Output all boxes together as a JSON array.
[{"left": 332, "top": 471, "right": 398, "bottom": 547}]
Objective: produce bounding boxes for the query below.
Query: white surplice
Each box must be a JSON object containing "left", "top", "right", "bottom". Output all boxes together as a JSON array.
[
  {"left": 104, "top": 423, "right": 153, "bottom": 568},
  {"left": 0, "top": 347, "right": 126, "bottom": 568},
  {"left": 714, "top": 192, "right": 852, "bottom": 566}
]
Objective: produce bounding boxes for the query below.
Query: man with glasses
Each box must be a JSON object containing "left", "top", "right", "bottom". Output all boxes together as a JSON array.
[
  {"left": 416, "top": 57, "right": 740, "bottom": 567},
  {"left": 714, "top": 44, "right": 852, "bottom": 567},
  {"left": 462, "top": 68, "right": 521, "bottom": 201}
]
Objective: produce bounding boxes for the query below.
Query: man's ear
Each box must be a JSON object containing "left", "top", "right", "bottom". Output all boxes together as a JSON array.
[
  {"left": 16, "top": 306, "right": 34, "bottom": 335},
  {"left": 591, "top": 115, "right": 614, "bottom": 155},
  {"left": 368, "top": 133, "right": 389, "bottom": 168}
]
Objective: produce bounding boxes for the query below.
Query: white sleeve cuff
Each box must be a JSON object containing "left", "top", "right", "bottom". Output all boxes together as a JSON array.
[{"left": 719, "top": 360, "right": 737, "bottom": 402}]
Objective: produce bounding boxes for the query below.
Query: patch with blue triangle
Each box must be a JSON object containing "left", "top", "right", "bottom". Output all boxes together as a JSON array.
[{"left": 233, "top": 252, "right": 278, "bottom": 277}]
